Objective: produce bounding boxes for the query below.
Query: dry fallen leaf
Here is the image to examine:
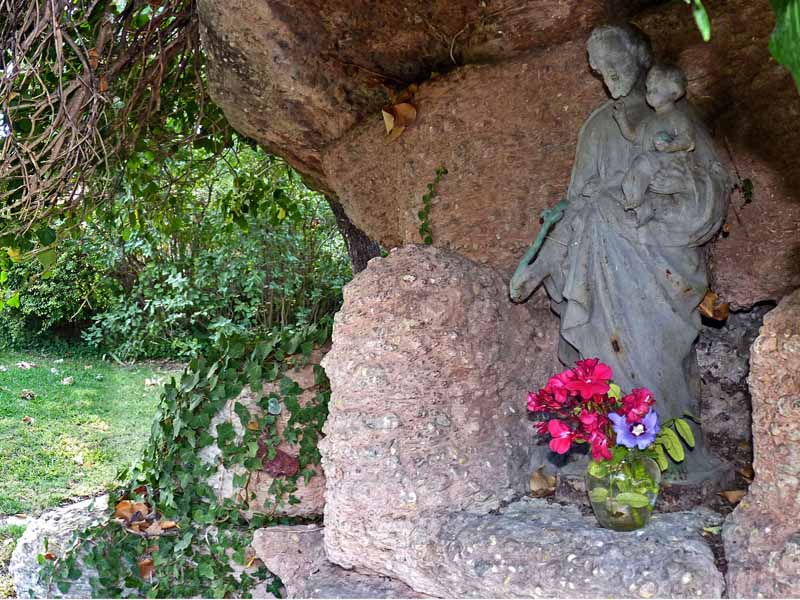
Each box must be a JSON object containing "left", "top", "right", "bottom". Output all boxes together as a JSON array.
[
  {"left": 144, "top": 522, "right": 163, "bottom": 536},
  {"left": 16, "top": 361, "right": 37, "bottom": 369},
  {"left": 43, "top": 552, "right": 56, "bottom": 561},
  {"left": 381, "top": 109, "right": 395, "bottom": 134},
  {"left": 160, "top": 520, "right": 178, "bottom": 530},
  {"left": 698, "top": 290, "right": 730, "bottom": 322},
  {"left": 61, "top": 376, "right": 75, "bottom": 386},
  {"left": 133, "top": 502, "right": 149, "bottom": 516},
  {"left": 20, "top": 389, "right": 36, "bottom": 400},
  {"left": 144, "top": 378, "right": 161, "bottom": 387},
  {"left": 138, "top": 558, "right": 154, "bottom": 580},
  {"left": 129, "top": 520, "right": 148, "bottom": 532},
  {"left": 246, "top": 421, "right": 261, "bottom": 431},
  {"left": 529, "top": 467, "right": 557, "bottom": 498},
  {"left": 720, "top": 490, "right": 747, "bottom": 505},
  {"left": 22, "top": 416, "right": 33, "bottom": 425},
  {"left": 738, "top": 465, "right": 755, "bottom": 481},
  {"left": 115, "top": 500, "right": 135, "bottom": 520},
  {"left": 133, "top": 485, "right": 147, "bottom": 495}
]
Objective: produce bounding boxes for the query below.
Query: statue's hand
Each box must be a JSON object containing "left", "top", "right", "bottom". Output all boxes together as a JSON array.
[{"left": 649, "top": 164, "right": 689, "bottom": 195}]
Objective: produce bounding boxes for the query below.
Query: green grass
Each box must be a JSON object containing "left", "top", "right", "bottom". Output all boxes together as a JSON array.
[
  {"left": 0, "top": 350, "right": 168, "bottom": 515},
  {"left": 0, "top": 524, "right": 26, "bottom": 598}
]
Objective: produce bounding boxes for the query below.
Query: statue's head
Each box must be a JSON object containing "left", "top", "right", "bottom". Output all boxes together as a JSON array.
[{"left": 587, "top": 24, "right": 653, "bottom": 99}]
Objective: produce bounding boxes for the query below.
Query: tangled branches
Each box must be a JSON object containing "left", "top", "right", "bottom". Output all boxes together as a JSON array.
[{"left": 0, "top": 0, "right": 219, "bottom": 242}]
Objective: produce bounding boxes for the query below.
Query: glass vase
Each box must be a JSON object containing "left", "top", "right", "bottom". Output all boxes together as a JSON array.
[{"left": 585, "top": 452, "right": 661, "bottom": 531}]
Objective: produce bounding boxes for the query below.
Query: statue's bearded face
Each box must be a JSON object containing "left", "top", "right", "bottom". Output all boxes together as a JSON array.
[{"left": 587, "top": 37, "right": 641, "bottom": 99}]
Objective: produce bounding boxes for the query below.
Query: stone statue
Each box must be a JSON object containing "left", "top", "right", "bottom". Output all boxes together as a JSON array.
[{"left": 510, "top": 24, "right": 731, "bottom": 481}]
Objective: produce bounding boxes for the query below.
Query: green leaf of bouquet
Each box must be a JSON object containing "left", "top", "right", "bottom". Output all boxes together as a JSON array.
[
  {"left": 675, "top": 418, "right": 696, "bottom": 448},
  {"left": 589, "top": 487, "right": 609, "bottom": 503},
  {"left": 615, "top": 491, "right": 651, "bottom": 508},
  {"left": 683, "top": 411, "right": 702, "bottom": 424},
  {"left": 662, "top": 428, "right": 685, "bottom": 462},
  {"left": 654, "top": 444, "right": 669, "bottom": 471},
  {"left": 608, "top": 383, "right": 621, "bottom": 400},
  {"left": 588, "top": 460, "right": 608, "bottom": 478}
]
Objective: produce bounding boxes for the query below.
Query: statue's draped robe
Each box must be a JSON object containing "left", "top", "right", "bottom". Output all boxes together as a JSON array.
[{"left": 541, "top": 90, "right": 729, "bottom": 422}]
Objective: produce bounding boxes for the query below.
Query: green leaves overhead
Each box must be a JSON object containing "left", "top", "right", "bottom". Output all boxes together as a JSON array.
[
  {"left": 685, "top": 0, "right": 712, "bottom": 41},
  {"left": 769, "top": 0, "right": 800, "bottom": 91}
]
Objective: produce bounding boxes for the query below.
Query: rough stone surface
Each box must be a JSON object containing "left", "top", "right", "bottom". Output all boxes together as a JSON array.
[
  {"left": 723, "top": 289, "right": 800, "bottom": 598},
  {"left": 252, "top": 525, "right": 428, "bottom": 598},
  {"left": 199, "top": 350, "right": 327, "bottom": 518},
  {"left": 199, "top": 0, "right": 800, "bottom": 309},
  {"left": 696, "top": 306, "right": 773, "bottom": 444},
  {"left": 320, "top": 244, "right": 560, "bottom": 576},
  {"left": 10, "top": 496, "right": 108, "bottom": 599},
  {"left": 391, "top": 499, "right": 724, "bottom": 598}
]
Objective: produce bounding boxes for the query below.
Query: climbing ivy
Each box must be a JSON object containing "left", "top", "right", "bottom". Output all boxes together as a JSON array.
[
  {"left": 36, "top": 320, "right": 333, "bottom": 598},
  {"left": 417, "top": 166, "right": 448, "bottom": 245}
]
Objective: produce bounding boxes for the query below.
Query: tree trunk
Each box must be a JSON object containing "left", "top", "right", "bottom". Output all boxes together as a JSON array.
[{"left": 327, "top": 196, "right": 381, "bottom": 274}]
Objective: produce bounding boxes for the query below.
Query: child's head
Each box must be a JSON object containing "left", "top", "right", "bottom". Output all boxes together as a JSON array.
[{"left": 645, "top": 64, "right": 687, "bottom": 109}]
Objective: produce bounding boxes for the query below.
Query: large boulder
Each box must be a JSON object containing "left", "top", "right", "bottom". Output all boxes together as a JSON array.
[
  {"left": 399, "top": 499, "right": 724, "bottom": 598},
  {"left": 199, "top": 350, "right": 327, "bottom": 518},
  {"left": 252, "top": 525, "right": 429, "bottom": 598},
  {"left": 319, "top": 244, "right": 560, "bottom": 579},
  {"left": 199, "top": 0, "right": 800, "bottom": 310},
  {"left": 10, "top": 497, "right": 108, "bottom": 599},
  {"left": 723, "top": 289, "right": 800, "bottom": 598}
]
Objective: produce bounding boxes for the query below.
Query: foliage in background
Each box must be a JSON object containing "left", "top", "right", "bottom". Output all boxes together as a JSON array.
[
  {"left": 0, "top": 241, "right": 114, "bottom": 351},
  {"left": 0, "top": 142, "right": 350, "bottom": 360},
  {"left": 81, "top": 142, "right": 349, "bottom": 360},
  {"left": 0, "top": 351, "right": 164, "bottom": 514},
  {"left": 683, "top": 0, "right": 800, "bottom": 90},
  {"left": 38, "top": 323, "right": 331, "bottom": 598}
]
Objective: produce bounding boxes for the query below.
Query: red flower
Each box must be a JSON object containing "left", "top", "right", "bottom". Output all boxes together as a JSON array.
[
  {"left": 565, "top": 358, "right": 613, "bottom": 399},
  {"left": 533, "top": 420, "right": 548, "bottom": 436},
  {"left": 620, "top": 387, "right": 655, "bottom": 423},
  {"left": 545, "top": 369, "right": 577, "bottom": 404},
  {"left": 548, "top": 419, "right": 574, "bottom": 454},
  {"left": 588, "top": 430, "right": 613, "bottom": 461}
]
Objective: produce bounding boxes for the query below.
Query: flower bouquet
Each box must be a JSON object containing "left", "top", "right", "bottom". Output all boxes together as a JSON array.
[{"left": 527, "top": 358, "right": 696, "bottom": 531}]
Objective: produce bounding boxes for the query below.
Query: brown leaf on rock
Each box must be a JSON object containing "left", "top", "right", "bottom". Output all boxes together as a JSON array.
[
  {"left": 699, "top": 290, "right": 730, "bottom": 322},
  {"left": 738, "top": 465, "right": 755, "bottom": 481},
  {"left": 246, "top": 420, "right": 261, "bottom": 431},
  {"left": 381, "top": 109, "right": 395, "bottom": 134},
  {"left": 138, "top": 558, "right": 154, "bottom": 580},
  {"left": 720, "top": 490, "right": 747, "bottom": 505},
  {"left": 529, "top": 467, "right": 557, "bottom": 498},
  {"left": 43, "top": 552, "right": 56, "bottom": 560}
]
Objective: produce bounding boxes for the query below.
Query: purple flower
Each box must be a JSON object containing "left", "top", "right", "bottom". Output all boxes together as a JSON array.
[{"left": 610, "top": 409, "right": 660, "bottom": 450}]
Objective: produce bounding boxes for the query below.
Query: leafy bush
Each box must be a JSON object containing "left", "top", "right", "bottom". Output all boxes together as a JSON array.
[
  {"left": 80, "top": 143, "right": 350, "bottom": 360},
  {"left": 0, "top": 240, "right": 114, "bottom": 350}
]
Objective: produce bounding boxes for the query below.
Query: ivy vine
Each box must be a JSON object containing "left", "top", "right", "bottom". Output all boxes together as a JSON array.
[
  {"left": 37, "top": 320, "right": 333, "bottom": 598},
  {"left": 417, "top": 166, "right": 448, "bottom": 245}
]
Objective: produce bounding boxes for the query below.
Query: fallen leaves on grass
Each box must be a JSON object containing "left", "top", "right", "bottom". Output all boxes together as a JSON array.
[
  {"left": 137, "top": 558, "right": 154, "bottom": 580},
  {"left": 19, "top": 389, "right": 36, "bottom": 400},
  {"left": 144, "top": 378, "right": 161, "bottom": 387},
  {"left": 15, "top": 361, "right": 37, "bottom": 369},
  {"left": 61, "top": 376, "right": 75, "bottom": 386},
  {"left": 21, "top": 416, "right": 33, "bottom": 425}
]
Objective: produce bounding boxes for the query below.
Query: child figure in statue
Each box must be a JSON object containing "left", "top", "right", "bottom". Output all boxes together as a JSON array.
[{"left": 612, "top": 64, "right": 696, "bottom": 225}]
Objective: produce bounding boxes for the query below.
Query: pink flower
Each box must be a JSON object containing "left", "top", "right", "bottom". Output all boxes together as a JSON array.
[
  {"left": 548, "top": 419, "right": 574, "bottom": 454},
  {"left": 579, "top": 411, "right": 602, "bottom": 432},
  {"left": 589, "top": 430, "right": 613, "bottom": 461},
  {"left": 565, "top": 358, "right": 613, "bottom": 399},
  {"left": 545, "top": 369, "right": 577, "bottom": 404},
  {"left": 620, "top": 388, "right": 655, "bottom": 423},
  {"left": 533, "top": 420, "right": 548, "bottom": 436}
]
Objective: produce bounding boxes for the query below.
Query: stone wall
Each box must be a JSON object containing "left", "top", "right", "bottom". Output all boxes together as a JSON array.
[
  {"left": 200, "top": 0, "right": 800, "bottom": 310},
  {"left": 723, "top": 289, "right": 800, "bottom": 598}
]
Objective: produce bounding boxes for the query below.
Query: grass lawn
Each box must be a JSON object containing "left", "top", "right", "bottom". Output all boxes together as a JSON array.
[{"left": 0, "top": 350, "right": 168, "bottom": 516}]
